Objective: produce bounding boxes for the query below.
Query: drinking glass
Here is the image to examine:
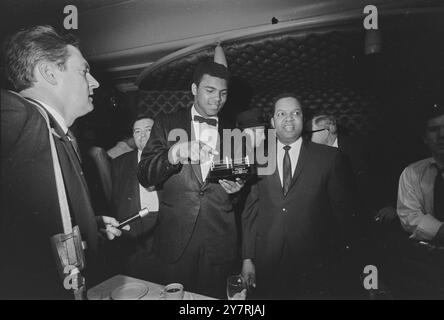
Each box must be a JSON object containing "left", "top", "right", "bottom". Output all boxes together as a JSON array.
[{"left": 226, "top": 275, "right": 247, "bottom": 300}]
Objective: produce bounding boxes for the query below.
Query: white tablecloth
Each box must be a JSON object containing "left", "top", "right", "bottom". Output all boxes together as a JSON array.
[{"left": 87, "top": 274, "right": 216, "bottom": 300}]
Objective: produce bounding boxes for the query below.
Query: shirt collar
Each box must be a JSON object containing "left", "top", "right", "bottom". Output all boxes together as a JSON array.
[
  {"left": 34, "top": 99, "right": 69, "bottom": 134},
  {"left": 429, "top": 157, "right": 444, "bottom": 172},
  {"left": 277, "top": 137, "right": 302, "bottom": 150}
]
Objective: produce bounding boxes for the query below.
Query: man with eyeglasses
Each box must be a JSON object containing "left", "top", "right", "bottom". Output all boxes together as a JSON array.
[
  {"left": 241, "top": 93, "right": 355, "bottom": 299},
  {"left": 110, "top": 115, "right": 159, "bottom": 277}
]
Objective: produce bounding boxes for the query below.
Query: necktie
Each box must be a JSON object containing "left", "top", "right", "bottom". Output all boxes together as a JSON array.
[
  {"left": 282, "top": 145, "right": 292, "bottom": 196},
  {"left": 193, "top": 115, "right": 218, "bottom": 127},
  {"left": 67, "top": 130, "right": 82, "bottom": 163},
  {"left": 433, "top": 166, "right": 444, "bottom": 222}
]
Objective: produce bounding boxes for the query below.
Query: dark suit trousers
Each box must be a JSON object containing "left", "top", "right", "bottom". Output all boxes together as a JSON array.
[
  {"left": 256, "top": 239, "right": 334, "bottom": 300},
  {"left": 158, "top": 211, "right": 236, "bottom": 299}
]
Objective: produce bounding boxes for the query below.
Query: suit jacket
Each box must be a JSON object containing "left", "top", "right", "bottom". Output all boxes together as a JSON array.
[
  {"left": 338, "top": 134, "right": 381, "bottom": 218},
  {"left": 338, "top": 134, "right": 369, "bottom": 178},
  {"left": 242, "top": 139, "right": 355, "bottom": 274},
  {"left": 137, "top": 107, "right": 238, "bottom": 264},
  {"left": 111, "top": 150, "right": 158, "bottom": 256},
  {"left": 0, "top": 90, "right": 98, "bottom": 299}
]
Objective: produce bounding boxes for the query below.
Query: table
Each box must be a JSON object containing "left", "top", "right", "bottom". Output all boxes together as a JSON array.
[{"left": 87, "top": 275, "right": 217, "bottom": 300}]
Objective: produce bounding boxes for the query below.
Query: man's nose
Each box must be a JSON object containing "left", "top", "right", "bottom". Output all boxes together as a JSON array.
[
  {"left": 213, "top": 94, "right": 222, "bottom": 103},
  {"left": 88, "top": 73, "right": 100, "bottom": 90}
]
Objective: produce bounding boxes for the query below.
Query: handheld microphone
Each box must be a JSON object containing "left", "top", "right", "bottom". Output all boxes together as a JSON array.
[{"left": 117, "top": 207, "right": 150, "bottom": 229}]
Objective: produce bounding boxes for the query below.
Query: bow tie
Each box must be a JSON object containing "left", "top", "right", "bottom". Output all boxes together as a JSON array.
[{"left": 193, "top": 115, "right": 218, "bottom": 127}]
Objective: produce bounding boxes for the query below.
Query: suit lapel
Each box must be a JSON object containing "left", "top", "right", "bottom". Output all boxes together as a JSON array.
[
  {"left": 49, "top": 114, "right": 98, "bottom": 250},
  {"left": 201, "top": 118, "right": 225, "bottom": 191},
  {"left": 132, "top": 151, "right": 141, "bottom": 211},
  {"left": 48, "top": 117, "right": 92, "bottom": 195},
  {"left": 187, "top": 109, "right": 204, "bottom": 185}
]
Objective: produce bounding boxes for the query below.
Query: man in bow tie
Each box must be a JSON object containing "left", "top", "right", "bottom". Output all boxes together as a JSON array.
[
  {"left": 138, "top": 60, "right": 245, "bottom": 298},
  {"left": 1, "top": 25, "right": 126, "bottom": 299}
]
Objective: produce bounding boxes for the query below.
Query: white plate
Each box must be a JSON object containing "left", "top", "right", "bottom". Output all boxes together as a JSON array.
[
  {"left": 184, "top": 292, "right": 194, "bottom": 300},
  {"left": 111, "top": 282, "right": 149, "bottom": 300},
  {"left": 158, "top": 291, "right": 194, "bottom": 300}
]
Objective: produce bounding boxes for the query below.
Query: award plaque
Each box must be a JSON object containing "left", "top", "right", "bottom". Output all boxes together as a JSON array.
[{"left": 206, "top": 156, "right": 257, "bottom": 182}]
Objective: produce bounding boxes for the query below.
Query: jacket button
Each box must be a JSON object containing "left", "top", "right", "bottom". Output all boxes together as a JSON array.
[
  {"left": 282, "top": 208, "right": 287, "bottom": 213},
  {"left": 199, "top": 191, "right": 204, "bottom": 196}
]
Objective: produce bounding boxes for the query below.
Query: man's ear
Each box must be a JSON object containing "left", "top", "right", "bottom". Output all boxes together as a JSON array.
[
  {"left": 191, "top": 83, "right": 197, "bottom": 96},
  {"left": 37, "top": 61, "right": 57, "bottom": 85},
  {"left": 270, "top": 117, "right": 275, "bottom": 129}
]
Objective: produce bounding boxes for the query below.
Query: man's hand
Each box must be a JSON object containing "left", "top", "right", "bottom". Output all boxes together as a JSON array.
[
  {"left": 374, "top": 206, "right": 398, "bottom": 224},
  {"left": 99, "top": 216, "right": 130, "bottom": 240},
  {"left": 241, "top": 259, "right": 256, "bottom": 289},
  {"left": 169, "top": 140, "right": 218, "bottom": 164},
  {"left": 219, "top": 178, "right": 244, "bottom": 194},
  {"left": 434, "top": 224, "right": 444, "bottom": 246}
]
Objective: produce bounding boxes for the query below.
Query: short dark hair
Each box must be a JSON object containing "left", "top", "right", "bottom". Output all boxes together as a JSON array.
[
  {"left": 3, "top": 25, "right": 79, "bottom": 91},
  {"left": 133, "top": 114, "right": 154, "bottom": 126},
  {"left": 192, "top": 60, "right": 230, "bottom": 86},
  {"left": 271, "top": 93, "right": 302, "bottom": 114}
]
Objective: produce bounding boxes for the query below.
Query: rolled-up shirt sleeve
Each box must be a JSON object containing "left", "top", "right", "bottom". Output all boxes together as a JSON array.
[{"left": 397, "top": 167, "right": 443, "bottom": 241}]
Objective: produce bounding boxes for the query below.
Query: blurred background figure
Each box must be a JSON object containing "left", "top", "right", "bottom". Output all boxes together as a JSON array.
[
  {"left": 236, "top": 107, "right": 267, "bottom": 151},
  {"left": 109, "top": 115, "right": 159, "bottom": 278},
  {"left": 107, "top": 136, "right": 136, "bottom": 159},
  {"left": 383, "top": 99, "right": 444, "bottom": 299}
]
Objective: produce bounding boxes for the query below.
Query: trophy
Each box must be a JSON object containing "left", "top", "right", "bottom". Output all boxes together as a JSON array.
[{"left": 206, "top": 156, "right": 257, "bottom": 182}]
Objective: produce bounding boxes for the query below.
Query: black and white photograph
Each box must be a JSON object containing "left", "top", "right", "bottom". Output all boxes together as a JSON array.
[{"left": 0, "top": 0, "right": 443, "bottom": 303}]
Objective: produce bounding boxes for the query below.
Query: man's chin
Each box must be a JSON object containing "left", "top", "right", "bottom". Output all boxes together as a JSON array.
[{"left": 78, "top": 103, "right": 94, "bottom": 118}]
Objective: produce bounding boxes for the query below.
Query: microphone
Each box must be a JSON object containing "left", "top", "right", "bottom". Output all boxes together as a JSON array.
[{"left": 117, "top": 207, "right": 150, "bottom": 229}]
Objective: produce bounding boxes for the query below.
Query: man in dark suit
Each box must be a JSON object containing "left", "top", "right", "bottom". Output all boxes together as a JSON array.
[
  {"left": 308, "top": 114, "right": 369, "bottom": 187},
  {"left": 137, "top": 61, "right": 244, "bottom": 298},
  {"left": 307, "top": 113, "right": 400, "bottom": 287},
  {"left": 111, "top": 115, "right": 159, "bottom": 277},
  {"left": 241, "top": 94, "right": 355, "bottom": 299},
  {"left": 0, "top": 25, "right": 125, "bottom": 299}
]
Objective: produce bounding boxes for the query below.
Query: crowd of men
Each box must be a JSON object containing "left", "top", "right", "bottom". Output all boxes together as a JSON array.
[{"left": 1, "top": 25, "right": 443, "bottom": 299}]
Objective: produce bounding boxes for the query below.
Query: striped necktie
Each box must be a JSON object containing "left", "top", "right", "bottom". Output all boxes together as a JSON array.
[{"left": 282, "top": 145, "right": 292, "bottom": 196}]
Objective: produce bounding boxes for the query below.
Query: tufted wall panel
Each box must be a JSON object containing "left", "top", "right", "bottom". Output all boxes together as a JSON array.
[
  {"left": 138, "top": 87, "right": 377, "bottom": 136},
  {"left": 137, "top": 90, "right": 193, "bottom": 119},
  {"left": 137, "top": 30, "right": 380, "bottom": 135}
]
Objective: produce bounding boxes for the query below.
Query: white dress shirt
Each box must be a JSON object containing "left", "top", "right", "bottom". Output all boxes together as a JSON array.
[
  {"left": 276, "top": 138, "right": 302, "bottom": 186},
  {"left": 190, "top": 105, "right": 218, "bottom": 180},
  {"left": 138, "top": 151, "right": 159, "bottom": 212},
  {"left": 397, "top": 157, "right": 443, "bottom": 241},
  {"left": 33, "top": 99, "right": 68, "bottom": 134}
]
